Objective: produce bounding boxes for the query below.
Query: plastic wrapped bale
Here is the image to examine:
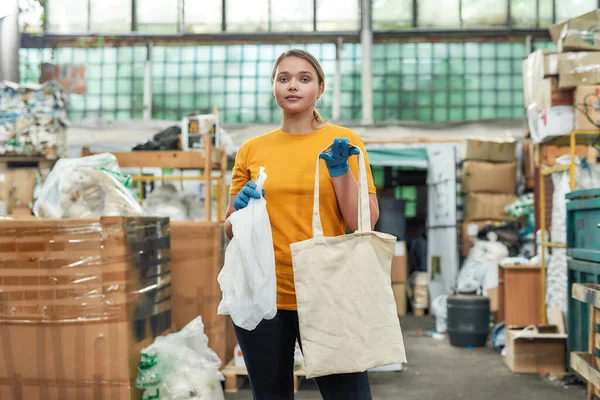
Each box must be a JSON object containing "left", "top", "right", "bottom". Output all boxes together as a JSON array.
[
  {"left": 0, "top": 81, "right": 68, "bottom": 158},
  {"left": 143, "top": 184, "right": 188, "bottom": 221},
  {"left": 136, "top": 316, "right": 225, "bottom": 400},
  {"left": 33, "top": 153, "right": 142, "bottom": 218},
  {"left": 547, "top": 158, "right": 571, "bottom": 316},
  {"left": 0, "top": 216, "right": 172, "bottom": 399},
  {"left": 143, "top": 184, "right": 205, "bottom": 221},
  {"left": 457, "top": 236, "right": 509, "bottom": 295}
]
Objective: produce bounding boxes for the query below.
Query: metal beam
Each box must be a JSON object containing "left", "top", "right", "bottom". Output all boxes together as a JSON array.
[
  {"left": 143, "top": 41, "right": 153, "bottom": 120},
  {"left": 360, "top": 0, "right": 372, "bottom": 125},
  {"left": 20, "top": 28, "right": 551, "bottom": 48},
  {"left": 0, "top": 0, "right": 20, "bottom": 83},
  {"left": 332, "top": 37, "right": 342, "bottom": 122}
]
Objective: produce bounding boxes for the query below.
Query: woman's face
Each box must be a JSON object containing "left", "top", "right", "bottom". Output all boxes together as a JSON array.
[{"left": 273, "top": 56, "right": 323, "bottom": 116}]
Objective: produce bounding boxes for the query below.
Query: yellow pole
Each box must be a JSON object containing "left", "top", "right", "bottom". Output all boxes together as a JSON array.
[
  {"left": 570, "top": 131, "right": 576, "bottom": 191},
  {"left": 539, "top": 146, "right": 547, "bottom": 325}
]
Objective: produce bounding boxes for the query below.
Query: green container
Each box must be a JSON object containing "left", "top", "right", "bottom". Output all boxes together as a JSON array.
[
  {"left": 566, "top": 189, "right": 600, "bottom": 263},
  {"left": 568, "top": 258, "right": 600, "bottom": 354}
]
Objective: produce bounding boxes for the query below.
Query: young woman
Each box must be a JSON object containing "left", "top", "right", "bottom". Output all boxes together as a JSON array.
[{"left": 224, "top": 49, "right": 379, "bottom": 400}]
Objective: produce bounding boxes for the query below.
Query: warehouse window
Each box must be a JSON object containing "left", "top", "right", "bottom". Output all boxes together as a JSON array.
[
  {"left": 46, "top": 0, "right": 89, "bottom": 33},
  {"left": 19, "top": 41, "right": 556, "bottom": 123},
  {"left": 226, "top": 0, "right": 270, "bottom": 32},
  {"left": 20, "top": 47, "right": 146, "bottom": 120},
  {"left": 39, "top": 0, "right": 600, "bottom": 34},
  {"left": 372, "top": 42, "right": 528, "bottom": 121},
  {"left": 372, "top": 0, "right": 413, "bottom": 30},
  {"left": 316, "top": 0, "right": 360, "bottom": 31},
  {"left": 137, "top": 0, "right": 179, "bottom": 34},
  {"left": 184, "top": 0, "right": 223, "bottom": 33},
  {"left": 89, "top": 0, "right": 132, "bottom": 32},
  {"left": 271, "top": 0, "right": 314, "bottom": 32}
]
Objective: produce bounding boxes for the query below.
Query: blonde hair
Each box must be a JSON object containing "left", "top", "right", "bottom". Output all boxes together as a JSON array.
[{"left": 271, "top": 48, "right": 325, "bottom": 124}]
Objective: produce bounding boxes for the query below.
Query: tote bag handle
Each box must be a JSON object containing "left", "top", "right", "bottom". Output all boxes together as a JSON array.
[{"left": 312, "top": 143, "right": 371, "bottom": 237}]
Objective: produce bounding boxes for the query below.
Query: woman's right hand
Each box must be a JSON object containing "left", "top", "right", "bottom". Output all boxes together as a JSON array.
[{"left": 233, "top": 181, "right": 264, "bottom": 210}]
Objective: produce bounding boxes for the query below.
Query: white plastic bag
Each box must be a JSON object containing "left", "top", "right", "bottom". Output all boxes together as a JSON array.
[
  {"left": 431, "top": 294, "right": 448, "bottom": 333},
  {"left": 136, "top": 316, "right": 225, "bottom": 400},
  {"left": 33, "top": 153, "right": 142, "bottom": 218},
  {"left": 217, "top": 167, "right": 277, "bottom": 331}
]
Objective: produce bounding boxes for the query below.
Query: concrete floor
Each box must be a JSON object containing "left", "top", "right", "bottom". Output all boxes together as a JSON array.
[{"left": 225, "top": 315, "right": 586, "bottom": 400}]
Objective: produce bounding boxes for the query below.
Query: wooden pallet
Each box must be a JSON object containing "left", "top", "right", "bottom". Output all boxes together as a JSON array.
[
  {"left": 571, "top": 284, "right": 600, "bottom": 400},
  {"left": 221, "top": 360, "right": 306, "bottom": 393}
]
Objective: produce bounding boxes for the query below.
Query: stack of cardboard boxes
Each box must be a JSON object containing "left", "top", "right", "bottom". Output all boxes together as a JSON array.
[
  {"left": 460, "top": 139, "right": 518, "bottom": 256},
  {"left": 0, "top": 217, "right": 172, "bottom": 399},
  {"left": 525, "top": 10, "right": 600, "bottom": 143}
]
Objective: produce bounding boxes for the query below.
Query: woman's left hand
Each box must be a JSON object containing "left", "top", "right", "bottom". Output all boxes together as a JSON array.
[{"left": 319, "top": 138, "right": 360, "bottom": 177}]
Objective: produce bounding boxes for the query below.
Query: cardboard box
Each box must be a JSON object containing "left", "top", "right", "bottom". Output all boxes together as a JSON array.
[
  {"left": 391, "top": 241, "right": 407, "bottom": 283},
  {"left": 461, "top": 139, "right": 516, "bottom": 162},
  {"left": 573, "top": 85, "right": 600, "bottom": 130},
  {"left": 501, "top": 265, "right": 542, "bottom": 327},
  {"left": 462, "top": 161, "right": 516, "bottom": 194},
  {"left": 0, "top": 385, "right": 131, "bottom": 400},
  {"left": 541, "top": 144, "right": 590, "bottom": 166},
  {"left": 392, "top": 283, "right": 407, "bottom": 317},
  {"left": 170, "top": 221, "right": 228, "bottom": 367},
  {"left": 0, "top": 217, "right": 172, "bottom": 398},
  {"left": 0, "top": 168, "right": 37, "bottom": 215},
  {"left": 487, "top": 286, "right": 499, "bottom": 313},
  {"left": 557, "top": 52, "right": 600, "bottom": 88},
  {"left": 550, "top": 10, "right": 600, "bottom": 52},
  {"left": 550, "top": 9, "right": 600, "bottom": 44},
  {"left": 465, "top": 192, "right": 517, "bottom": 221},
  {"left": 536, "top": 77, "right": 574, "bottom": 110},
  {"left": 522, "top": 140, "right": 535, "bottom": 189},
  {"left": 523, "top": 50, "right": 580, "bottom": 108},
  {"left": 531, "top": 106, "right": 574, "bottom": 144},
  {"left": 461, "top": 220, "right": 499, "bottom": 257},
  {"left": 504, "top": 325, "right": 567, "bottom": 376}
]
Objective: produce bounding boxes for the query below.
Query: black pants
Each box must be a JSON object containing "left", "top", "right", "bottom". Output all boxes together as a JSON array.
[{"left": 233, "top": 310, "right": 372, "bottom": 400}]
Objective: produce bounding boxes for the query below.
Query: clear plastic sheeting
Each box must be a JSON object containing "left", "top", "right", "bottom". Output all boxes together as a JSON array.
[
  {"left": 0, "top": 216, "right": 171, "bottom": 322},
  {"left": 33, "top": 153, "right": 143, "bottom": 219},
  {"left": 144, "top": 184, "right": 204, "bottom": 221},
  {"left": 0, "top": 216, "right": 172, "bottom": 399},
  {"left": 0, "top": 80, "right": 68, "bottom": 158},
  {"left": 136, "top": 317, "right": 225, "bottom": 400}
]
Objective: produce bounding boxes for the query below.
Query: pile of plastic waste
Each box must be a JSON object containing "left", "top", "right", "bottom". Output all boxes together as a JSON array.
[
  {"left": 136, "top": 317, "right": 225, "bottom": 400},
  {"left": 0, "top": 80, "right": 68, "bottom": 158}
]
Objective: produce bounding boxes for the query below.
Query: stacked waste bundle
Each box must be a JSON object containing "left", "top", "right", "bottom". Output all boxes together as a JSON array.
[
  {"left": 524, "top": 10, "right": 600, "bottom": 143},
  {"left": 0, "top": 80, "right": 68, "bottom": 158}
]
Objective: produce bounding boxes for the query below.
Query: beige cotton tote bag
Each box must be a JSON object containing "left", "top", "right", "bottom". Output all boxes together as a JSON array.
[{"left": 290, "top": 144, "right": 407, "bottom": 380}]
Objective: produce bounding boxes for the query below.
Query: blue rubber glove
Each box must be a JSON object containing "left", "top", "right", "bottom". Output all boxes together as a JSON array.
[
  {"left": 319, "top": 138, "right": 360, "bottom": 177},
  {"left": 233, "top": 181, "right": 264, "bottom": 210}
]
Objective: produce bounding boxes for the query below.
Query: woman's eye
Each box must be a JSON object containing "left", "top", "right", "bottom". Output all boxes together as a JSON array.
[
  {"left": 301, "top": 77, "right": 310, "bottom": 83},
  {"left": 279, "top": 77, "right": 288, "bottom": 82}
]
